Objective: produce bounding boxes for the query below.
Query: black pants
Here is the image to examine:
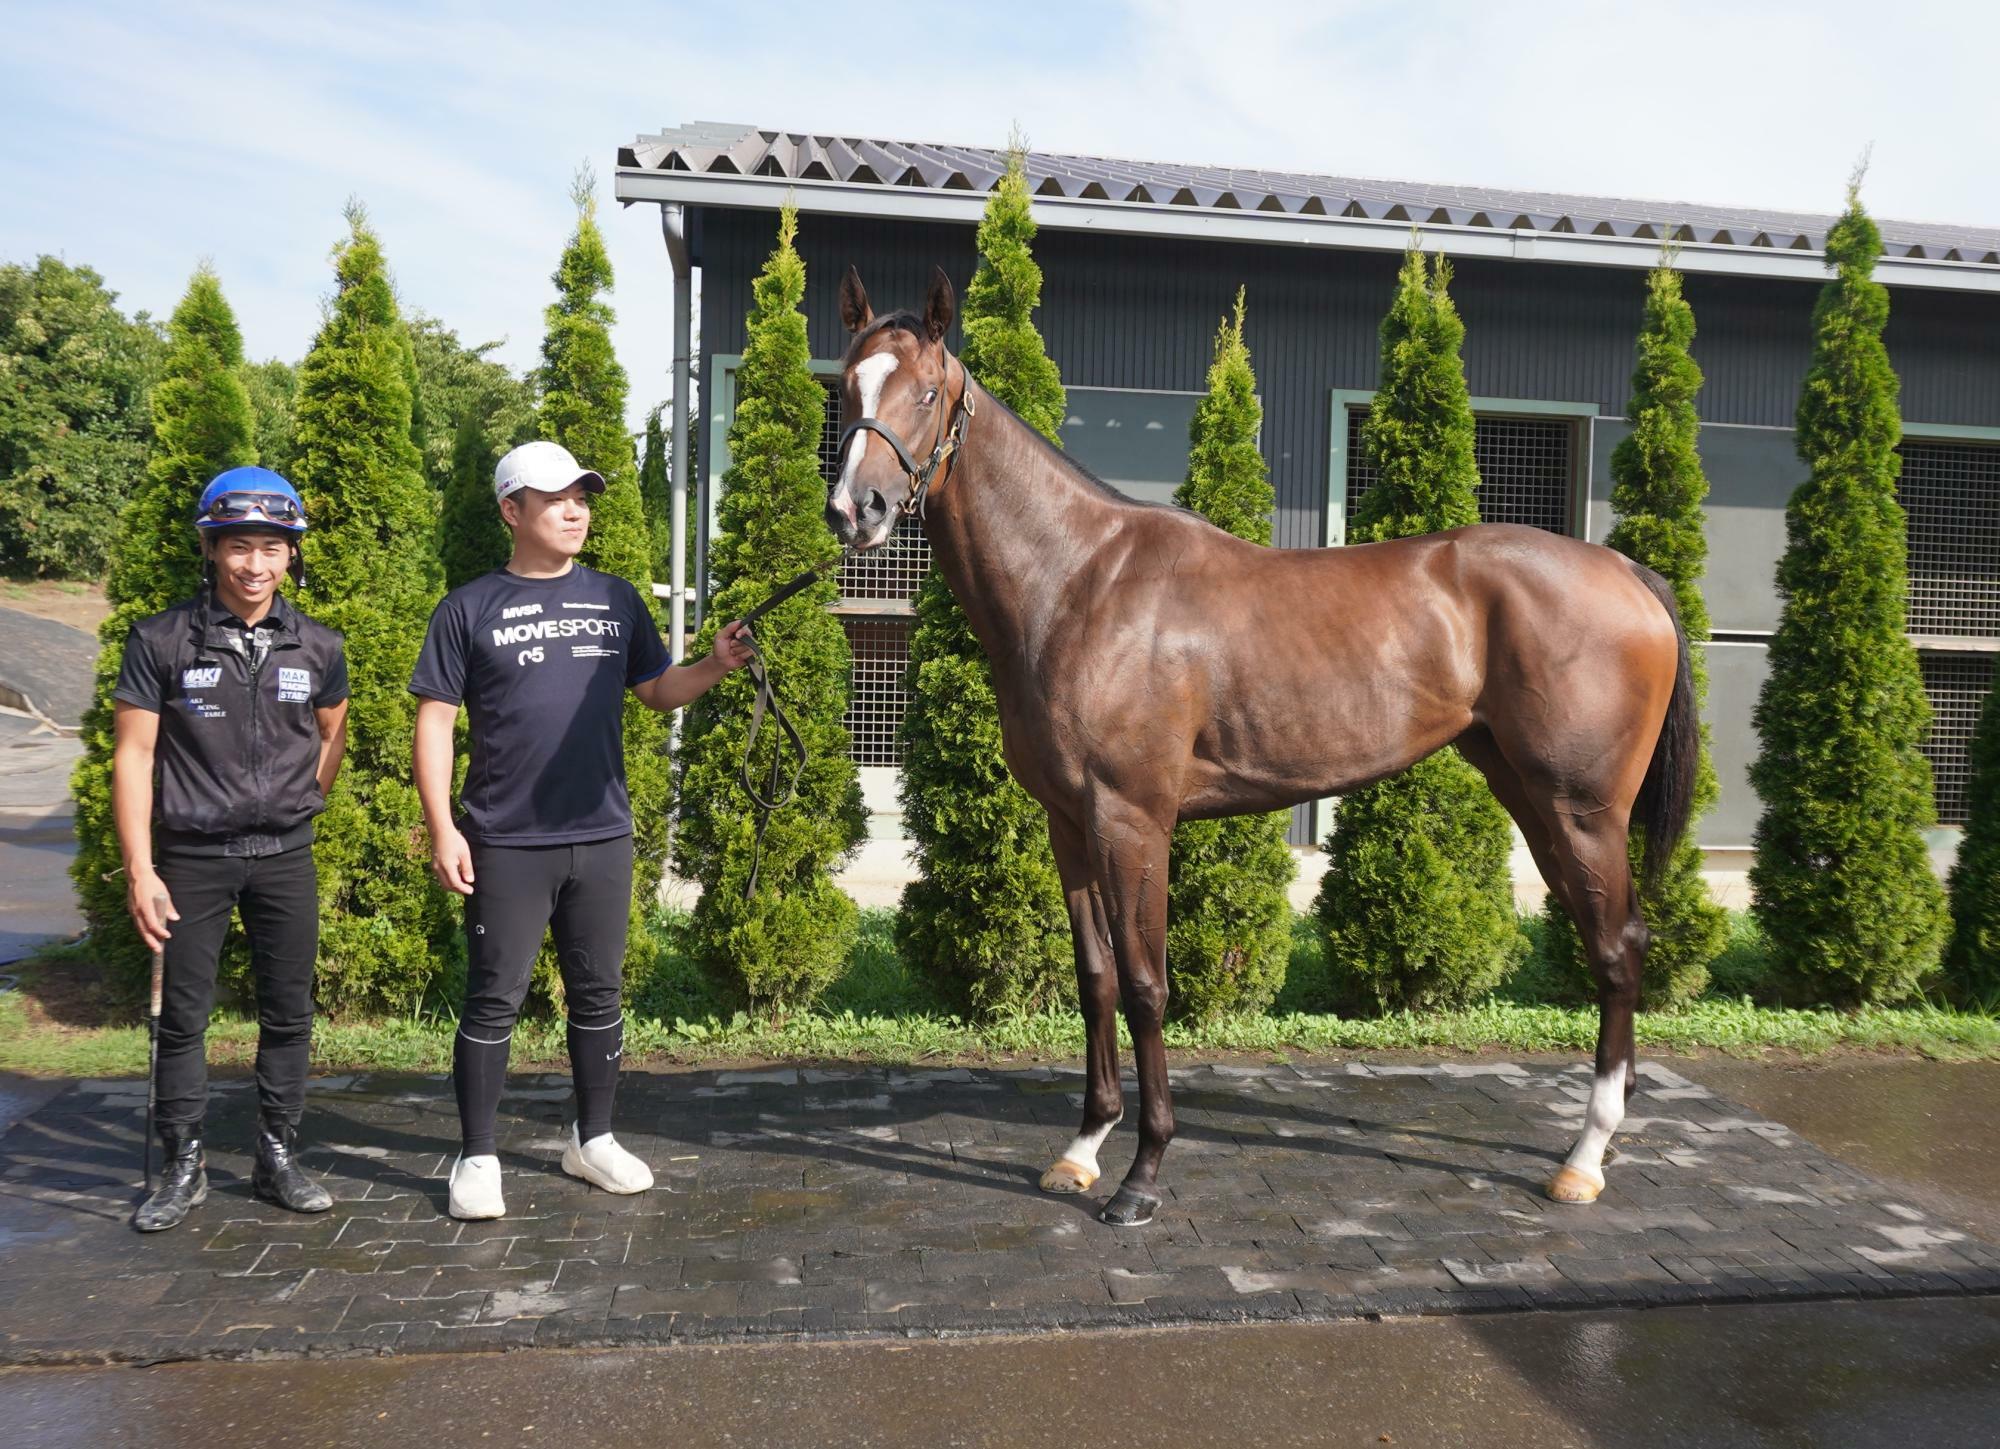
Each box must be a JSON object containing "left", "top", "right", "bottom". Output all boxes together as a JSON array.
[
  {"left": 154, "top": 845, "right": 318, "bottom": 1130},
  {"left": 454, "top": 835, "right": 633, "bottom": 1155}
]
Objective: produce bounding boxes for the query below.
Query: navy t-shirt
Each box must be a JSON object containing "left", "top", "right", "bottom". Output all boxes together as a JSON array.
[{"left": 409, "top": 565, "right": 670, "bottom": 845}]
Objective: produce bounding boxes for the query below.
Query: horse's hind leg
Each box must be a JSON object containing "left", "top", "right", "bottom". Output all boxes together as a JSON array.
[
  {"left": 1040, "top": 817, "right": 1123, "bottom": 1195},
  {"left": 1543, "top": 809, "right": 1649, "bottom": 1206}
]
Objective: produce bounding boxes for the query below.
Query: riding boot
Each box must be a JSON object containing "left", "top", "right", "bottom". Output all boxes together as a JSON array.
[
  {"left": 252, "top": 1117, "right": 333, "bottom": 1214},
  {"left": 132, "top": 1128, "right": 208, "bottom": 1233}
]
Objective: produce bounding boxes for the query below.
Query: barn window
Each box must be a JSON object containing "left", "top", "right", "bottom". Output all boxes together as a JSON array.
[
  {"left": 1058, "top": 387, "right": 1208, "bottom": 506},
  {"left": 1919, "top": 650, "right": 1994, "bottom": 826},
  {"left": 1343, "top": 406, "right": 1576, "bottom": 539},
  {"left": 1898, "top": 438, "right": 1999, "bottom": 824},
  {"left": 1898, "top": 439, "right": 2000, "bottom": 639}
]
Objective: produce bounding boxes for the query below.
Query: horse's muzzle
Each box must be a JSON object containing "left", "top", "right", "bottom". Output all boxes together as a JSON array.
[{"left": 825, "top": 490, "right": 890, "bottom": 550}]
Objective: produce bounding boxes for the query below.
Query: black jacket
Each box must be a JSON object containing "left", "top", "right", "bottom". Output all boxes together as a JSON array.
[{"left": 114, "top": 592, "right": 349, "bottom": 856}]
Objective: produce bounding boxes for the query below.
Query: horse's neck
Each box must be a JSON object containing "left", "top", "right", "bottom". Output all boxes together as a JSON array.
[{"left": 921, "top": 390, "right": 1116, "bottom": 670}]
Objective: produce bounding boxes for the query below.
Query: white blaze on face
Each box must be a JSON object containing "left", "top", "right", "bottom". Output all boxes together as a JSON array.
[{"left": 837, "top": 352, "right": 900, "bottom": 499}]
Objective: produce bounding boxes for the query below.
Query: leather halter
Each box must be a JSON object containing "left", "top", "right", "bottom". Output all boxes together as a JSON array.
[{"left": 835, "top": 353, "right": 976, "bottom": 522}]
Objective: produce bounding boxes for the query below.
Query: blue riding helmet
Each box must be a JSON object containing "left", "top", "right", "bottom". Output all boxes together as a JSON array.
[{"left": 195, "top": 467, "right": 308, "bottom": 535}]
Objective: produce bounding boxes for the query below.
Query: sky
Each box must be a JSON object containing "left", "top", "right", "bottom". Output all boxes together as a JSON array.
[{"left": 5, "top": 0, "right": 1995, "bottom": 436}]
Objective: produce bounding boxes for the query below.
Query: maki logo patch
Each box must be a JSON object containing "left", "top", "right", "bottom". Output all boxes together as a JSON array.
[
  {"left": 182, "top": 666, "right": 222, "bottom": 690},
  {"left": 277, "top": 666, "right": 312, "bottom": 703}
]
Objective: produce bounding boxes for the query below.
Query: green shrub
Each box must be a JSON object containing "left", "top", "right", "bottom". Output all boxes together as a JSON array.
[
  {"left": 1541, "top": 264, "right": 1727, "bottom": 1006},
  {"left": 896, "top": 140, "right": 1073, "bottom": 1017},
  {"left": 1749, "top": 181, "right": 1947, "bottom": 1005},
  {"left": 1314, "top": 246, "right": 1527, "bottom": 1010},
  {"left": 1166, "top": 291, "right": 1295, "bottom": 1021},
  {"left": 292, "top": 204, "right": 451, "bottom": 1013},
  {"left": 672, "top": 206, "right": 866, "bottom": 1010},
  {"left": 70, "top": 266, "right": 259, "bottom": 989}
]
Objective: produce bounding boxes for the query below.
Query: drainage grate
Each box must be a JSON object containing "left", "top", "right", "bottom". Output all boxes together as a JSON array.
[
  {"left": 1919, "top": 650, "right": 1995, "bottom": 826},
  {"left": 1899, "top": 440, "right": 2000, "bottom": 639},
  {"left": 1345, "top": 408, "right": 1573, "bottom": 537}
]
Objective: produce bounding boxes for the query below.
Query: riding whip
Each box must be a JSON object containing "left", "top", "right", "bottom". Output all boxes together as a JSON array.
[{"left": 143, "top": 893, "right": 167, "bottom": 1194}]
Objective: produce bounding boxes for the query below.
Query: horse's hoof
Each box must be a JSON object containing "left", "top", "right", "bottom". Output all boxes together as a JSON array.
[
  {"left": 1040, "top": 1159, "right": 1098, "bottom": 1194},
  {"left": 1098, "top": 1185, "right": 1160, "bottom": 1227},
  {"left": 1546, "top": 1165, "right": 1604, "bottom": 1205}
]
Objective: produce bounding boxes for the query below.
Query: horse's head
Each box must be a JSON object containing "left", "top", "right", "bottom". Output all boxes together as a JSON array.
[{"left": 825, "top": 265, "right": 967, "bottom": 551}]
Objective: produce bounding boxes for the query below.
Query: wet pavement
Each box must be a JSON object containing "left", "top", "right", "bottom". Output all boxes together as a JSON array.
[
  {"left": 2, "top": 1296, "right": 1996, "bottom": 1448},
  {"left": 0, "top": 709, "right": 84, "bottom": 964},
  {"left": 1, "top": 1060, "right": 1994, "bottom": 1364},
  {"left": 1682, "top": 1055, "right": 2000, "bottom": 1243}
]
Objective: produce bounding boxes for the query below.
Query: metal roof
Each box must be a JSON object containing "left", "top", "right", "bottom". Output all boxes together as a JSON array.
[{"left": 617, "top": 123, "right": 2000, "bottom": 289}]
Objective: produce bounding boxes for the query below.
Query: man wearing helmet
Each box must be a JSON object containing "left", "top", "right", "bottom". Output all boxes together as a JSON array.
[{"left": 111, "top": 467, "right": 349, "bottom": 1232}]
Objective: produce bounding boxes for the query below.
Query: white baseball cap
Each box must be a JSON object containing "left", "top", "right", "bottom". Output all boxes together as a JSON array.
[{"left": 493, "top": 440, "right": 606, "bottom": 502}]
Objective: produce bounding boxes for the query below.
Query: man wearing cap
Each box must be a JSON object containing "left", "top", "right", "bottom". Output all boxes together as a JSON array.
[
  {"left": 411, "top": 440, "right": 753, "bottom": 1219},
  {"left": 114, "top": 467, "right": 348, "bottom": 1232}
]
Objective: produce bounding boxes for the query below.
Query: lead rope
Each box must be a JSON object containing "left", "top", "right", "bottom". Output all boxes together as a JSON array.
[{"left": 735, "top": 555, "right": 844, "bottom": 898}]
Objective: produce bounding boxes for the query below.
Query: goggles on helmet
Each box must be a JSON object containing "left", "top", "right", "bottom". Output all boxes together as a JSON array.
[{"left": 198, "top": 491, "right": 305, "bottom": 529}]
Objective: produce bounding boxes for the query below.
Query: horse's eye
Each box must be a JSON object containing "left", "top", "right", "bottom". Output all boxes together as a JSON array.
[{"left": 921, "top": 388, "right": 938, "bottom": 407}]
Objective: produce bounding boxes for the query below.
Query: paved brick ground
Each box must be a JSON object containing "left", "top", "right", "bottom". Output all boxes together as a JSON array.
[{"left": 2, "top": 1060, "right": 1995, "bottom": 1363}]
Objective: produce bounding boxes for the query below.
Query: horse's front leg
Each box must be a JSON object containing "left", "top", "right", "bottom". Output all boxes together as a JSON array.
[
  {"left": 1039, "top": 816, "right": 1123, "bottom": 1195},
  {"left": 1089, "top": 801, "right": 1174, "bottom": 1227}
]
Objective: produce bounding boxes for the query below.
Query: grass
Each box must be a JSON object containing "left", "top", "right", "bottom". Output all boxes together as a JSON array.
[{"left": 5, "top": 906, "right": 1996, "bottom": 1080}]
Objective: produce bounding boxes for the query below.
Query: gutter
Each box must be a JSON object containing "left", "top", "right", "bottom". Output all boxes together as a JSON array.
[{"left": 615, "top": 170, "right": 2000, "bottom": 296}]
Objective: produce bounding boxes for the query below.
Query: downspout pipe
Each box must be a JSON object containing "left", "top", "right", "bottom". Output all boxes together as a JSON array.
[{"left": 660, "top": 202, "right": 695, "bottom": 667}]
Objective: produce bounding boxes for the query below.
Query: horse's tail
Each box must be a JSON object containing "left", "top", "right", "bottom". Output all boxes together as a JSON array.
[{"left": 1630, "top": 561, "right": 1698, "bottom": 893}]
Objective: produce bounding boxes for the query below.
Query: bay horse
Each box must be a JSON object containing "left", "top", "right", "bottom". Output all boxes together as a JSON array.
[{"left": 827, "top": 267, "right": 1695, "bottom": 1227}]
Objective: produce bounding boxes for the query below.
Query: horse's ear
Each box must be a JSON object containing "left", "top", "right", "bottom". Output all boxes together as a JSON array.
[
  {"left": 924, "top": 266, "right": 955, "bottom": 343},
  {"left": 839, "top": 266, "right": 873, "bottom": 333}
]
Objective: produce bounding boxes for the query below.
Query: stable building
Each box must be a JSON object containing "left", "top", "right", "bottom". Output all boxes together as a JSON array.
[{"left": 615, "top": 123, "right": 2000, "bottom": 859}]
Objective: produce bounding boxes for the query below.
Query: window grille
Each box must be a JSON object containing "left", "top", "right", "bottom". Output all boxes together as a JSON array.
[
  {"left": 841, "top": 616, "right": 914, "bottom": 767},
  {"left": 1898, "top": 440, "right": 2000, "bottom": 638},
  {"left": 1345, "top": 407, "right": 1573, "bottom": 537},
  {"left": 1919, "top": 650, "right": 1994, "bottom": 826},
  {"left": 818, "top": 379, "right": 929, "bottom": 765}
]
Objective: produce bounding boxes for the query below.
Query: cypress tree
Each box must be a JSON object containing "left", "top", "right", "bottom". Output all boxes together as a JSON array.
[
  {"left": 673, "top": 206, "right": 866, "bottom": 1009},
  {"left": 1945, "top": 682, "right": 2000, "bottom": 1005},
  {"left": 1749, "top": 180, "right": 1947, "bottom": 1005},
  {"left": 292, "top": 204, "right": 450, "bottom": 1012},
  {"left": 637, "top": 402, "right": 698, "bottom": 594},
  {"left": 241, "top": 358, "right": 298, "bottom": 480},
  {"left": 1313, "top": 246, "right": 1527, "bottom": 1011},
  {"left": 70, "top": 266, "right": 258, "bottom": 986},
  {"left": 639, "top": 404, "right": 671, "bottom": 583},
  {"left": 436, "top": 408, "right": 516, "bottom": 589},
  {"left": 1542, "top": 264, "right": 1728, "bottom": 1005},
  {"left": 1167, "top": 290, "right": 1296, "bottom": 1021},
  {"left": 537, "top": 168, "right": 673, "bottom": 955},
  {"left": 896, "top": 140, "right": 1074, "bottom": 1017},
  {"left": 416, "top": 316, "right": 533, "bottom": 590}
]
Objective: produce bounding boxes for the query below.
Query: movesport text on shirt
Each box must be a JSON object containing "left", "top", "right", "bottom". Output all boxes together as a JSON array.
[{"left": 409, "top": 565, "right": 669, "bottom": 845}]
